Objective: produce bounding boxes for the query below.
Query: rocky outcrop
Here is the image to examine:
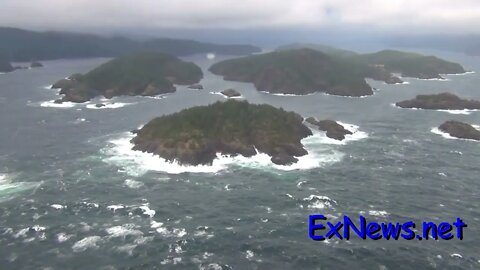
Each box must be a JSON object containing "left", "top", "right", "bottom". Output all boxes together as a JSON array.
[
  {"left": 30, "top": 61, "right": 43, "bottom": 68},
  {"left": 439, "top": 121, "right": 480, "bottom": 141},
  {"left": 396, "top": 93, "right": 480, "bottom": 110},
  {"left": 188, "top": 84, "right": 203, "bottom": 90},
  {"left": 131, "top": 100, "right": 313, "bottom": 166},
  {"left": 220, "top": 89, "right": 241, "bottom": 98},
  {"left": 305, "top": 117, "right": 352, "bottom": 140}
]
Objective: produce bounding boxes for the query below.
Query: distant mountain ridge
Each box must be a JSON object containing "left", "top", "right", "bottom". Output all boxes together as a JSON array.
[{"left": 0, "top": 27, "right": 261, "bottom": 61}]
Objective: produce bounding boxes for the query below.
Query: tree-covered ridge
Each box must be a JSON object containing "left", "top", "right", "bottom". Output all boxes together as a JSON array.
[
  {"left": 51, "top": 52, "right": 203, "bottom": 103},
  {"left": 132, "top": 100, "right": 313, "bottom": 166},
  {"left": 0, "top": 27, "right": 261, "bottom": 61},
  {"left": 354, "top": 50, "right": 465, "bottom": 79},
  {"left": 209, "top": 49, "right": 374, "bottom": 97}
]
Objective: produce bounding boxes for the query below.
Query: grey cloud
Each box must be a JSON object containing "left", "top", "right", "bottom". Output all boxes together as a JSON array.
[{"left": 0, "top": 0, "right": 479, "bottom": 34}]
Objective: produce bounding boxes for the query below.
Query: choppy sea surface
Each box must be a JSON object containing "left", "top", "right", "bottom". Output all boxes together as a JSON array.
[{"left": 0, "top": 50, "right": 479, "bottom": 269}]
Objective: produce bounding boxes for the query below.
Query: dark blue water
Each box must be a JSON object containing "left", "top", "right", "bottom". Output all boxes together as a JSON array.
[{"left": 0, "top": 51, "right": 479, "bottom": 269}]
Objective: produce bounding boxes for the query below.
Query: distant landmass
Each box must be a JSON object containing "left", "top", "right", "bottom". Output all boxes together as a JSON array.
[
  {"left": 0, "top": 54, "right": 13, "bottom": 72},
  {"left": 438, "top": 121, "right": 480, "bottom": 141},
  {"left": 209, "top": 49, "right": 375, "bottom": 97},
  {"left": 0, "top": 27, "right": 261, "bottom": 61},
  {"left": 209, "top": 46, "right": 466, "bottom": 97},
  {"left": 131, "top": 100, "right": 312, "bottom": 166},
  {"left": 51, "top": 52, "right": 203, "bottom": 103},
  {"left": 396, "top": 93, "right": 480, "bottom": 110}
]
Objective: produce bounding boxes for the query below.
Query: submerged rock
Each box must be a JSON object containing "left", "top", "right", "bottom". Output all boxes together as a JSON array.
[
  {"left": 305, "top": 117, "right": 352, "bottom": 141},
  {"left": 438, "top": 120, "right": 480, "bottom": 141}
]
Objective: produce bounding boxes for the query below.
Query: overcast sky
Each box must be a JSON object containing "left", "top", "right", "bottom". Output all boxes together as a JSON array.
[{"left": 1, "top": 0, "right": 479, "bottom": 35}]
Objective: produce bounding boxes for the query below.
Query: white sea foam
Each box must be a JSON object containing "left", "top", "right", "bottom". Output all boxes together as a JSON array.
[
  {"left": 42, "top": 85, "right": 53, "bottom": 90},
  {"left": 72, "top": 236, "right": 102, "bottom": 252},
  {"left": 260, "top": 91, "right": 316, "bottom": 97},
  {"left": 50, "top": 204, "right": 66, "bottom": 210},
  {"left": 303, "top": 195, "right": 337, "bottom": 209},
  {"left": 209, "top": 91, "right": 244, "bottom": 99},
  {"left": 310, "top": 121, "right": 368, "bottom": 145},
  {"left": 103, "top": 132, "right": 344, "bottom": 175},
  {"left": 107, "top": 204, "right": 125, "bottom": 212},
  {"left": 368, "top": 210, "right": 389, "bottom": 217},
  {"left": 431, "top": 127, "right": 479, "bottom": 142},
  {"left": 40, "top": 100, "right": 78, "bottom": 108},
  {"left": 393, "top": 104, "right": 478, "bottom": 115},
  {"left": 56, "top": 232, "right": 73, "bottom": 243},
  {"left": 0, "top": 174, "right": 42, "bottom": 202},
  {"left": 106, "top": 224, "right": 143, "bottom": 238},
  {"left": 139, "top": 205, "right": 156, "bottom": 218},
  {"left": 86, "top": 102, "right": 132, "bottom": 110},
  {"left": 445, "top": 71, "right": 475, "bottom": 76},
  {"left": 450, "top": 253, "right": 463, "bottom": 259},
  {"left": 124, "top": 179, "right": 144, "bottom": 189}
]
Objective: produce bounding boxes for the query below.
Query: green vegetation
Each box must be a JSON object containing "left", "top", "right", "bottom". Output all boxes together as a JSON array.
[
  {"left": 0, "top": 27, "right": 260, "bottom": 61},
  {"left": 209, "top": 49, "right": 373, "bottom": 97},
  {"left": 276, "top": 43, "right": 357, "bottom": 57},
  {"left": 52, "top": 51, "right": 203, "bottom": 102},
  {"left": 354, "top": 50, "right": 465, "bottom": 79},
  {"left": 132, "top": 100, "right": 312, "bottom": 165},
  {"left": 396, "top": 92, "right": 480, "bottom": 110},
  {"left": 210, "top": 46, "right": 465, "bottom": 96}
]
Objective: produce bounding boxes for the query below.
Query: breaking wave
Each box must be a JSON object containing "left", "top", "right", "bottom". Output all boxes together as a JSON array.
[{"left": 101, "top": 132, "right": 344, "bottom": 175}]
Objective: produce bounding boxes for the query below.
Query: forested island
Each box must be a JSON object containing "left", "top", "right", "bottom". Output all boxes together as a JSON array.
[
  {"left": 209, "top": 47, "right": 465, "bottom": 97},
  {"left": 396, "top": 93, "right": 480, "bottom": 110},
  {"left": 438, "top": 121, "right": 480, "bottom": 141},
  {"left": 131, "top": 100, "right": 313, "bottom": 166},
  {"left": 0, "top": 27, "right": 260, "bottom": 61},
  {"left": 51, "top": 52, "right": 203, "bottom": 103}
]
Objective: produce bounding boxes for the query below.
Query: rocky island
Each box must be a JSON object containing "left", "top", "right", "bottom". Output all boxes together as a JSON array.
[
  {"left": 51, "top": 52, "right": 203, "bottom": 103},
  {"left": 396, "top": 93, "right": 480, "bottom": 110},
  {"left": 278, "top": 45, "right": 466, "bottom": 80},
  {"left": 438, "top": 121, "right": 480, "bottom": 141},
  {"left": 209, "top": 49, "right": 375, "bottom": 97},
  {"left": 30, "top": 61, "right": 43, "bottom": 68},
  {"left": 131, "top": 100, "right": 313, "bottom": 166},
  {"left": 220, "top": 89, "right": 241, "bottom": 98},
  {"left": 305, "top": 117, "right": 352, "bottom": 140}
]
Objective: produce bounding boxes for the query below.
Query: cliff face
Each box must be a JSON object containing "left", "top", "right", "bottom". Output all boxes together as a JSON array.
[
  {"left": 396, "top": 93, "right": 480, "bottom": 110},
  {"left": 439, "top": 121, "right": 480, "bottom": 141},
  {"left": 51, "top": 52, "right": 203, "bottom": 103},
  {"left": 131, "top": 100, "right": 313, "bottom": 166}
]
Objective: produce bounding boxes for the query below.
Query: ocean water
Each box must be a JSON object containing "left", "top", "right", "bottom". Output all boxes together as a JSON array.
[{"left": 0, "top": 52, "right": 479, "bottom": 269}]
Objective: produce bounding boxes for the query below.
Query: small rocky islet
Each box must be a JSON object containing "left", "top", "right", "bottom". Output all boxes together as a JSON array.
[
  {"left": 396, "top": 93, "right": 480, "bottom": 110},
  {"left": 305, "top": 117, "right": 353, "bottom": 141},
  {"left": 438, "top": 121, "right": 480, "bottom": 141},
  {"left": 50, "top": 52, "right": 203, "bottom": 103}
]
